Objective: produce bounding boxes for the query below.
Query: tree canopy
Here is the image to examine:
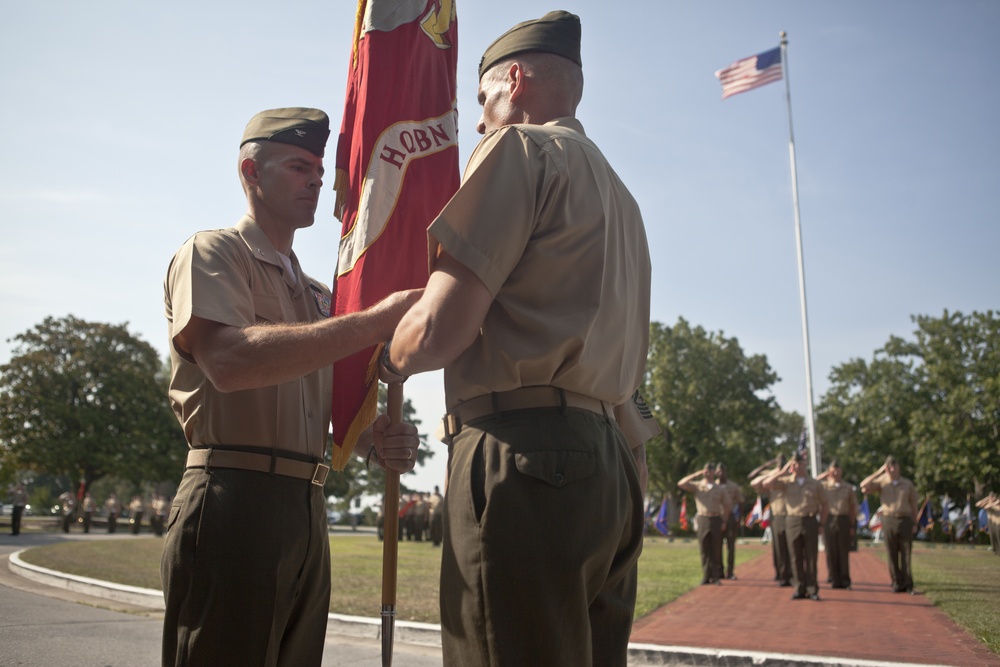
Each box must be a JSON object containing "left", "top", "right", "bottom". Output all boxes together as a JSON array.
[
  {"left": 641, "top": 318, "right": 781, "bottom": 507},
  {"left": 818, "top": 310, "right": 999, "bottom": 497},
  {"left": 0, "top": 315, "right": 186, "bottom": 490}
]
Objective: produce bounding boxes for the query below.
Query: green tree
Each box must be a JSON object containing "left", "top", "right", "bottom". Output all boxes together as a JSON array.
[
  {"left": 0, "top": 316, "right": 186, "bottom": 491},
  {"left": 817, "top": 310, "right": 999, "bottom": 499},
  {"left": 642, "top": 318, "right": 779, "bottom": 521},
  {"left": 816, "top": 349, "right": 923, "bottom": 486},
  {"left": 905, "top": 310, "right": 1000, "bottom": 497}
]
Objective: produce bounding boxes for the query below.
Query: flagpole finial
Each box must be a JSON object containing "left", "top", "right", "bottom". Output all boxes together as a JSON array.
[{"left": 780, "top": 30, "right": 787, "bottom": 44}]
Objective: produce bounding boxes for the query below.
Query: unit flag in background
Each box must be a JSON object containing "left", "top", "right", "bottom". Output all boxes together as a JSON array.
[
  {"left": 714, "top": 46, "right": 783, "bottom": 99},
  {"left": 745, "top": 495, "right": 763, "bottom": 528},
  {"left": 330, "top": 0, "right": 459, "bottom": 469}
]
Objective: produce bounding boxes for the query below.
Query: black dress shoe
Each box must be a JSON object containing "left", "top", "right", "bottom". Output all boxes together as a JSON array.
[
  {"left": 701, "top": 579, "right": 711, "bottom": 585},
  {"left": 779, "top": 581, "right": 792, "bottom": 587},
  {"left": 791, "top": 592, "right": 806, "bottom": 600},
  {"left": 727, "top": 574, "right": 737, "bottom": 580},
  {"left": 809, "top": 593, "right": 820, "bottom": 601}
]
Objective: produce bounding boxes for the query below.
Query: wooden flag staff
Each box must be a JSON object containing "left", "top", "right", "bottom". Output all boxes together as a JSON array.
[{"left": 380, "top": 380, "right": 403, "bottom": 666}]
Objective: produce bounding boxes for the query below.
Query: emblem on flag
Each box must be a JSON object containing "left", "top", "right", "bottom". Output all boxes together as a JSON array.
[{"left": 329, "top": 0, "right": 460, "bottom": 469}]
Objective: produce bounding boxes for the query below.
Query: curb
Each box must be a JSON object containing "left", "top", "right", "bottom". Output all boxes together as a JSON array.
[
  {"left": 626, "top": 644, "right": 954, "bottom": 667},
  {"left": 7, "top": 550, "right": 951, "bottom": 667},
  {"left": 9, "top": 548, "right": 165, "bottom": 609}
]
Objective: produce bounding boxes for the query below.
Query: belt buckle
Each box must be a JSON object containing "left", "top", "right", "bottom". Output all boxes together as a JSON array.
[{"left": 311, "top": 463, "right": 330, "bottom": 486}]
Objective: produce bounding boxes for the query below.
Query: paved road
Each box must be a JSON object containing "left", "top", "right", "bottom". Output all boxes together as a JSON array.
[{"left": 1, "top": 531, "right": 443, "bottom": 667}]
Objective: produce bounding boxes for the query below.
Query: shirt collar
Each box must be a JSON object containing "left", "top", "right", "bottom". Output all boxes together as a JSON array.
[{"left": 235, "top": 215, "right": 304, "bottom": 295}]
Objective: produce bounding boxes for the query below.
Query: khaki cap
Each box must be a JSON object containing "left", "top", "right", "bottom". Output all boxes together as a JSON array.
[
  {"left": 478, "top": 10, "right": 582, "bottom": 80},
  {"left": 241, "top": 107, "right": 330, "bottom": 157}
]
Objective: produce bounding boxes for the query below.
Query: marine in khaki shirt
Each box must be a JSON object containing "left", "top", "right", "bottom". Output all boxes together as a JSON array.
[
  {"left": 679, "top": 464, "right": 731, "bottom": 584},
  {"left": 750, "top": 455, "right": 792, "bottom": 586},
  {"left": 716, "top": 463, "right": 744, "bottom": 579},
  {"left": 976, "top": 493, "right": 1000, "bottom": 555},
  {"left": 382, "top": 14, "right": 654, "bottom": 663},
  {"left": 768, "top": 466, "right": 828, "bottom": 520},
  {"left": 861, "top": 455, "right": 919, "bottom": 593},
  {"left": 817, "top": 460, "right": 857, "bottom": 589},
  {"left": 764, "top": 453, "right": 828, "bottom": 599}
]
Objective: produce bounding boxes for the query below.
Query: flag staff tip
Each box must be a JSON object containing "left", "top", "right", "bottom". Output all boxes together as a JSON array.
[{"left": 780, "top": 30, "right": 787, "bottom": 43}]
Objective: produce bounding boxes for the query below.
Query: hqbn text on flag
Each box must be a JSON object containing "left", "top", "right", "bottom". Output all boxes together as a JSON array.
[{"left": 338, "top": 108, "right": 458, "bottom": 278}]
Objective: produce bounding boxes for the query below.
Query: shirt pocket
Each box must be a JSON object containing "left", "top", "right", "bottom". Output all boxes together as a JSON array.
[{"left": 252, "top": 291, "right": 284, "bottom": 324}]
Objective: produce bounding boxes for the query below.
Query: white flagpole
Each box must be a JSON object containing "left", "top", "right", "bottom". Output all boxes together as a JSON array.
[{"left": 780, "top": 31, "right": 820, "bottom": 477}]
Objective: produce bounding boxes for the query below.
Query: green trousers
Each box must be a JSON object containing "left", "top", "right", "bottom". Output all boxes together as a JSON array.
[
  {"left": 440, "top": 407, "right": 644, "bottom": 667},
  {"left": 160, "top": 465, "right": 330, "bottom": 667}
]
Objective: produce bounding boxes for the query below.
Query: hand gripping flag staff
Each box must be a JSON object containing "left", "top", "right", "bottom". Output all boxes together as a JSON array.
[{"left": 331, "top": 2, "right": 459, "bottom": 664}]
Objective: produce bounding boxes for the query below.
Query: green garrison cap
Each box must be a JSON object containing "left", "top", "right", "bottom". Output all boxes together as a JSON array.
[
  {"left": 478, "top": 10, "right": 582, "bottom": 80},
  {"left": 241, "top": 107, "right": 330, "bottom": 158}
]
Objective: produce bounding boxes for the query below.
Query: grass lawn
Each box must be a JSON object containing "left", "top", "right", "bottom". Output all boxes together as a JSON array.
[
  {"left": 16, "top": 534, "right": 752, "bottom": 624},
  {"left": 878, "top": 543, "right": 1000, "bottom": 655}
]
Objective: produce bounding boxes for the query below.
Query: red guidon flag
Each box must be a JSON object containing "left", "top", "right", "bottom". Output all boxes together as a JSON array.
[{"left": 329, "top": 0, "right": 459, "bottom": 469}]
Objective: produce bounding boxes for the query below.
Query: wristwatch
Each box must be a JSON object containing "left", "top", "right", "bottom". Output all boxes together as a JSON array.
[{"left": 381, "top": 339, "right": 408, "bottom": 381}]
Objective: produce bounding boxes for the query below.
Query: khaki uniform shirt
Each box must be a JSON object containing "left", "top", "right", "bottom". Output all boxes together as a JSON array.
[
  {"left": 164, "top": 216, "right": 333, "bottom": 458},
  {"left": 428, "top": 493, "right": 443, "bottom": 518},
  {"left": 772, "top": 475, "right": 827, "bottom": 517},
  {"left": 989, "top": 507, "right": 1000, "bottom": 528},
  {"left": 689, "top": 480, "right": 727, "bottom": 517},
  {"left": 874, "top": 477, "right": 918, "bottom": 518},
  {"left": 429, "top": 118, "right": 651, "bottom": 411},
  {"left": 770, "top": 486, "right": 788, "bottom": 517},
  {"left": 720, "top": 480, "right": 743, "bottom": 520},
  {"left": 823, "top": 481, "right": 857, "bottom": 516}
]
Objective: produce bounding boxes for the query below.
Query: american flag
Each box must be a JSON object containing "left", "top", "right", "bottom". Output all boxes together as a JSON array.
[
  {"left": 715, "top": 46, "right": 782, "bottom": 99},
  {"left": 796, "top": 428, "right": 808, "bottom": 458}
]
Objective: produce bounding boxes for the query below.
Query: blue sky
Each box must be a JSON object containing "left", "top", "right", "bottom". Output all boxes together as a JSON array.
[{"left": 2, "top": 1, "right": 997, "bottom": 492}]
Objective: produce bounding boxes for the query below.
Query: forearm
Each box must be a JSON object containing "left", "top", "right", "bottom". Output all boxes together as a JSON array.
[
  {"left": 761, "top": 469, "right": 785, "bottom": 491},
  {"left": 389, "top": 298, "right": 472, "bottom": 376},
  {"left": 748, "top": 458, "right": 777, "bottom": 479},
  {"left": 859, "top": 471, "right": 884, "bottom": 494},
  {"left": 678, "top": 472, "right": 700, "bottom": 490},
  {"left": 389, "top": 255, "right": 491, "bottom": 377},
  {"left": 201, "top": 311, "right": 388, "bottom": 391},
  {"left": 189, "top": 290, "right": 421, "bottom": 392}
]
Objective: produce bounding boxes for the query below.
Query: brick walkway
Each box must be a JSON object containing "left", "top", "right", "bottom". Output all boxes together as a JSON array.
[{"left": 630, "top": 545, "right": 999, "bottom": 666}]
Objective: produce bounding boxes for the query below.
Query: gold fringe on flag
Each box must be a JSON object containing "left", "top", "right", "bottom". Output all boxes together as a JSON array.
[{"left": 330, "top": 342, "right": 383, "bottom": 471}]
